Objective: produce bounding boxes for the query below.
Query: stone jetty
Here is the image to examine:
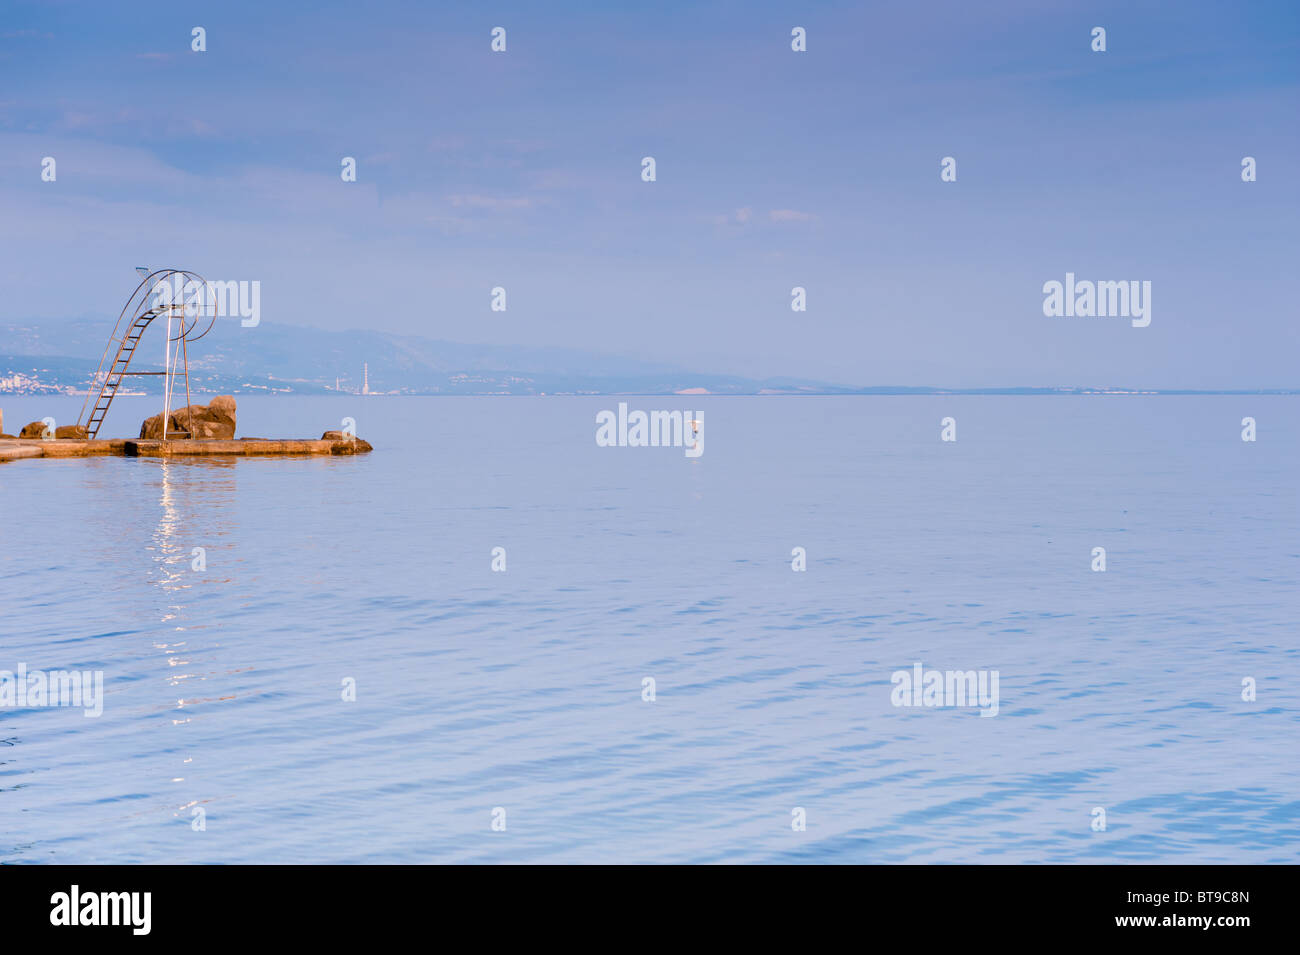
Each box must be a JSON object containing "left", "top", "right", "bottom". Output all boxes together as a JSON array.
[{"left": 0, "top": 397, "right": 372, "bottom": 464}]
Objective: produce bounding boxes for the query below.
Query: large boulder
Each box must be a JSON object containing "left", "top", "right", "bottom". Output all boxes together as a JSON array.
[
  {"left": 330, "top": 437, "right": 373, "bottom": 455},
  {"left": 16, "top": 421, "right": 91, "bottom": 439},
  {"left": 321, "top": 430, "right": 371, "bottom": 453},
  {"left": 208, "top": 395, "right": 237, "bottom": 423},
  {"left": 140, "top": 396, "right": 236, "bottom": 440}
]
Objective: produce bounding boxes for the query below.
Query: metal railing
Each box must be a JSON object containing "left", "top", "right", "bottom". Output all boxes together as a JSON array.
[{"left": 78, "top": 270, "right": 218, "bottom": 439}]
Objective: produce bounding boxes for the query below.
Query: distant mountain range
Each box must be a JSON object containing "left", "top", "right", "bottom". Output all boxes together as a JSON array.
[
  {"left": 0, "top": 317, "right": 1294, "bottom": 396},
  {"left": 0, "top": 316, "right": 856, "bottom": 396}
]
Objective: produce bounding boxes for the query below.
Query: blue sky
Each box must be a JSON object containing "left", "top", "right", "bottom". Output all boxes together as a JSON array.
[{"left": 1, "top": 0, "right": 1297, "bottom": 387}]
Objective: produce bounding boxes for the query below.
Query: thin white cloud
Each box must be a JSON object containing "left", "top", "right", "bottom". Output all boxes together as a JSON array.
[
  {"left": 447, "top": 194, "right": 536, "bottom": 211},
  {"left": 711, "top": 207, "right": 753, "bottom": 226}
]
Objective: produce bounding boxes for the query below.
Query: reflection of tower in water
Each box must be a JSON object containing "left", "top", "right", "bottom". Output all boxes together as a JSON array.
[
  {"left": 148, "top": 458, "right": 240, "bottom": 819},
  {"left": 148, "top": 458, "right": 240, "bottom": 733},
  {"left": 153, "top": 460, "right": 187, "bottom": 605}
]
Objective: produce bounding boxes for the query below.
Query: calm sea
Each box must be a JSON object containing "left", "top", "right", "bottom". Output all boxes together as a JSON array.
[{"left": 1, "top": 395, "right": 1296, "bottom": 863}]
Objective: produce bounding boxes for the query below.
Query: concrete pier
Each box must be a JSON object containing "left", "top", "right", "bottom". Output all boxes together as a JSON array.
[{"left": 0, "top": 436, "right": 372, "bottom": 463}]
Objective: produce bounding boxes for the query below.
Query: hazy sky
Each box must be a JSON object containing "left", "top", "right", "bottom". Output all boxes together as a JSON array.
[{"left": 1, "top": 0, "right": 1296, "bottom": 388}]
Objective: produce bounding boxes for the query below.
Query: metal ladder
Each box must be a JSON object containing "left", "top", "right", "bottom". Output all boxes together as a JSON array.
[{"left": 84, "top": 304, "right": 169, "bottom": 439}]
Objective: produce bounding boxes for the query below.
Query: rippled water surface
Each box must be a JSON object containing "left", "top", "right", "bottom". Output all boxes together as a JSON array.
[{"left": 1, "top": 395, "right": 1297, "bottom": 863}]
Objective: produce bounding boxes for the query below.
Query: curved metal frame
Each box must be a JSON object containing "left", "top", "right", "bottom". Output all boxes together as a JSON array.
[{"left": 78, "top": 270, "right": 218, "bottom": 439}]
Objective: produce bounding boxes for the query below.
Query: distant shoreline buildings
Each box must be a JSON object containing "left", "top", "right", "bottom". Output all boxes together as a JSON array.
[{"left": 0, "top": 371, "right": 75, "bottom": 395}]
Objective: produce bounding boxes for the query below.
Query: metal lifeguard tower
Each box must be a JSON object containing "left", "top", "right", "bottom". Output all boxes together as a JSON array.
[{"left": 78, "top": 269, "right": 218, "bottom": 439}]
